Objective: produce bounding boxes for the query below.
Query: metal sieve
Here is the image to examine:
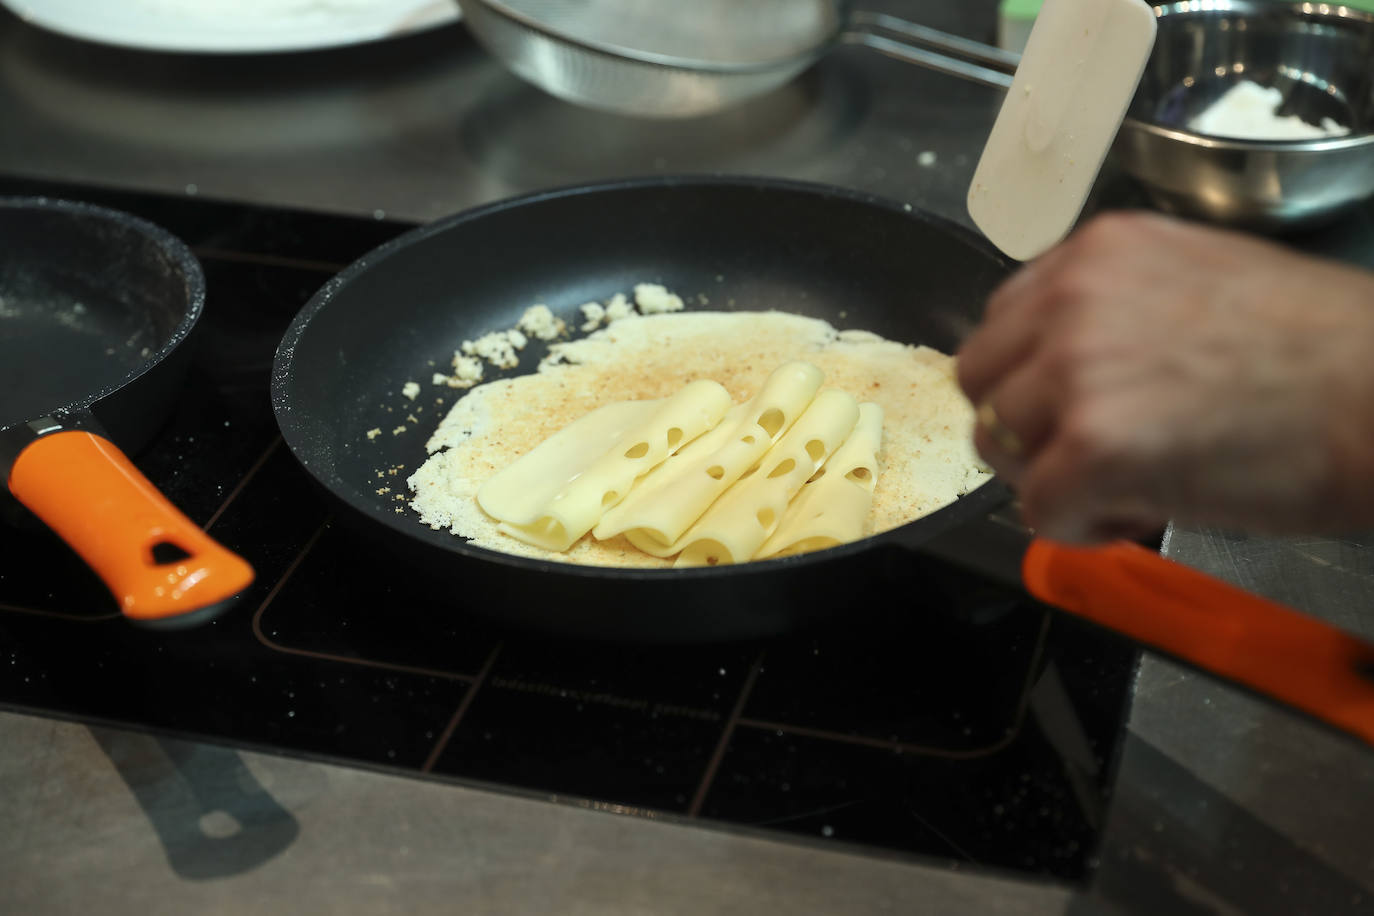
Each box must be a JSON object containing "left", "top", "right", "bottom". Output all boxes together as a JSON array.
[{"left": 456, "top": 0, "right": 1016, "bottom": 118}]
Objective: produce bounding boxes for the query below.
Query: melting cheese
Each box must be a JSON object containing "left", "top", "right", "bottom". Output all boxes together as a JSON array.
[
  {"left": 673, "top": 387, "right": 860, "bottom": 567},
  {"left": 597, "top": 362, "right": 823, "bottom": 553},
  {"left": 478, "top": 379, "right": 731, "bottom": 550},
  {"left": 477, "top": 365, "right": 877, "bottom": 565},
  {"left": 407, "top": 310, "right": 992, "bottom": 568},
  {"left": 757, "top": 401, "right": 883, "bottom": 559}
]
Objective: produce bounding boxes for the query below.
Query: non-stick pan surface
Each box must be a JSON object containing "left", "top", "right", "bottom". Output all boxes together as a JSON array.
[
  {"left": 273, "top": 176, "right": 1015, "bottom": 642},
  {"left": 0, "top": 198, "right": 200, "bottom": 447}
]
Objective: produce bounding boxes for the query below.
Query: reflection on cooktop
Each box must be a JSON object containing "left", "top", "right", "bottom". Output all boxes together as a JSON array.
[
  {"left": 458, "top": 54, "right": 871, "bottom": 188},
  {"left": 0, "top": 175, "right": 1138, "bottom": 884}
]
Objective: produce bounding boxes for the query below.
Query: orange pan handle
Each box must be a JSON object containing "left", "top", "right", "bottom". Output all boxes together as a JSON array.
[
  {"left": 7, "top": 430, "right": 253, "bottom": 626},
  {"left": 1023, "top": 538, "right": 1374, "bottom": 745}
]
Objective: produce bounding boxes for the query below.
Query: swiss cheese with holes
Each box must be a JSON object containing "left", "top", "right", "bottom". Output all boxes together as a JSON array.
[
  {"left": 672, "top": 388, "right": 859, "bottom": 567},
  {"left": 475, "top": 360, "right": 884, "bottom": 565},
  {"left": 478, "top": 379, "right": 731, "bottom": 550},
  {"left": 598, "top": 361, "right": 823, "bottom": 554},
  {"left": 756, "top": 401, "right": 883, "bottom": 559},
  {"left": 409, "top": 310, "right": 994, "bottom": 568}
]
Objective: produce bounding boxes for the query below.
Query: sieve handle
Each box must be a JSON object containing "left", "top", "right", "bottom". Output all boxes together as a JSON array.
[{"left": 842, "top": 11, "right": 1017, "bottom": 90}]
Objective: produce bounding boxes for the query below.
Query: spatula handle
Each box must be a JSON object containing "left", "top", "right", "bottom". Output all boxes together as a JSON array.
[{"left": 1023, "top": 538, "right": 1374, "bottom": 745}]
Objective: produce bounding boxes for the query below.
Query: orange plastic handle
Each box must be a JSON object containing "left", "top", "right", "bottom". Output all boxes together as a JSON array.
[
  {"left": 7, "top": 430, "right": 254, "bottom": 625},
  {"left": 1023, "top": 538, "right": 1374, "bottom": 745}
]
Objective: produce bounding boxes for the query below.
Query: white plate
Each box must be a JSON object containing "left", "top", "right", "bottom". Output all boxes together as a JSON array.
[{"left": 2, "top": 0, "right": 461, "bottom": 54}]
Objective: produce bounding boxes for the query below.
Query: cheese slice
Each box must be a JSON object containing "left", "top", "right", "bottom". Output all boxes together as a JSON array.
[
  {"left": 477, "top": 399, "right": 659, "bottom": 526},
  {"left": 756, "top": 401, "right": 883, "bottom": 559},
  {"left": 673, "top": 388, "right": 860, "bottom": 567},
  {"left": 596, "top": 361, "right": 824, "bottom": 553},
  {"left": 479, "top": 379, "right": 731, "bottom": 550},
  {"left": 967, "top": 0, "right": 1156, "bottom": 261}
]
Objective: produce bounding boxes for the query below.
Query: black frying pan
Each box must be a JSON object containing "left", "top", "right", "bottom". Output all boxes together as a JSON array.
[
  {"left": 273, "top": 177, "right": 1374, "bottom": 744},
  {"left": 0, "top": 198, "right": 252, "bottom": 628},
  {"left": 273, "top": 177, "right": 1010, "bottom": 641}
]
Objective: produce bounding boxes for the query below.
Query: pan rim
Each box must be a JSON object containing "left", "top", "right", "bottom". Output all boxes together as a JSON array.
[
  {"left": 271, "top": 174, "right": 1012, "bottom": 582},
  {"left": 0, "top": 195, "right": 206, "bottom": 434}
]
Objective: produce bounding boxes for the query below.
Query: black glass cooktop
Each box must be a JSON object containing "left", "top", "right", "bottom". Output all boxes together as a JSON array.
[{"left": 0, "top": 176, "right": 1137, "bottom": 884}]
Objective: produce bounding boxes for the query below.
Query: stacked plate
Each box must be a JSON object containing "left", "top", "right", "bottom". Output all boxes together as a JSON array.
[{"left": 0, "top": 0, "right": 460, "bottom": 53}]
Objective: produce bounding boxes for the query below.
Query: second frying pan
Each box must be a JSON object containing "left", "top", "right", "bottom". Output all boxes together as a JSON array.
[
  {"left": 1, "top": 198, "right": 252, "bottom": 627},
  {"left": 272, "top": 177, "right": 1374, "bottom": 744}
]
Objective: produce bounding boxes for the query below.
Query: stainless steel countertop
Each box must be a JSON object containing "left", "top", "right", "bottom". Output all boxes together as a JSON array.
[
  {"left": 0, "top": 1, "right": 996, "bottom": 224},
  {"left": 2, "top": 2, "right": 1373, "bottom": 912}
]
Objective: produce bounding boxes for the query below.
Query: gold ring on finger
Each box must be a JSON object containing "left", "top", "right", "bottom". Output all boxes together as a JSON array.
[{"left": 976, "top": 402, "right": 1024, "bottom": 458}]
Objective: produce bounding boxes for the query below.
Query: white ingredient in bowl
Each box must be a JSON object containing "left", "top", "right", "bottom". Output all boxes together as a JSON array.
[{"left": 1188, "top": 81, "right": 1349, "bottom": 140}]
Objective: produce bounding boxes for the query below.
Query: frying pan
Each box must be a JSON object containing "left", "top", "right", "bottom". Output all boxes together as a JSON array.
[
  {"left": 272, "top": 176, "right": 1374, "bottom": 745},
  {"left": 0, "top": 197, "right": 253, "bottom": 628}
]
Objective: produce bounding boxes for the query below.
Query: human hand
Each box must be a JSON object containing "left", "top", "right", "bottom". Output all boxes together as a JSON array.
[{"left": 956, "top": 211, "right": 1374, "bottom": 543}]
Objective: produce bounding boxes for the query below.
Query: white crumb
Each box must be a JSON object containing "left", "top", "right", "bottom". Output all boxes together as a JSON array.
[
  {"left": 517, "top": 304, "right": 565, "bottom": 340},
  {"left": 579, "top": 301, "right": 605, "bottom": 331},
  {"left": 448, "top": 355, "right": 484, "bottom": 386},
  {"left": 459, "top": 331, "right": 522, "bottom": 369},
  {"left": 604, "top": 293, "right": 634, "bottom": 323},
  {"left": 634, "top": 283, "right": 685, "bottom": 315}
]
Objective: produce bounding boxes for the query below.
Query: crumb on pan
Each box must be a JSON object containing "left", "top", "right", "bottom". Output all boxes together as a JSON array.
[
  {"left": 517, "top": 304, "right": 566, "bottom": 340},
  {"left": 634, "top": 283, "right": 684, "bottom": 315}
]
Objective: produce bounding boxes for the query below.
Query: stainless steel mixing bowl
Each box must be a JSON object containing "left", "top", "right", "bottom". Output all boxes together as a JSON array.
[{"left": 1114, "top": 0, "right": 1374, "bottom": 231}]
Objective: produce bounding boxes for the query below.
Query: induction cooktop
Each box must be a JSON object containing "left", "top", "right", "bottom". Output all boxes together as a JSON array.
[{"left": 0, "top": 175, "right": 1138, "bottom": 884}]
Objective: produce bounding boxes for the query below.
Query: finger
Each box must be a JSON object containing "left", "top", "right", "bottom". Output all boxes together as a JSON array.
[
  {"left": 979, "top": 353, "right": 1063, "bottom": 462},
  {"left": 956, "top": 307, "right": 1040, "bottom": 408},
  {"left": 1085, "top": 514, "right": 1168, "bottom": 545},
  {"left": 1016, "top": 438, "right": 1100, "bottom": 543},
  {"left": 983, "top": 240, "right": 1076, "bottom": 321},
  {"left": 971, "top": 356, "right": 1064, "bottom": 488},
  {"left": 1016, "top": 430, "right": 1158, "bottom": 544},
  {"left": 972, "top": 419, "right": 1029, "bottom": 486},
  {"left": 957, "top": 249, "right": 1075, "bottom": 405}
]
